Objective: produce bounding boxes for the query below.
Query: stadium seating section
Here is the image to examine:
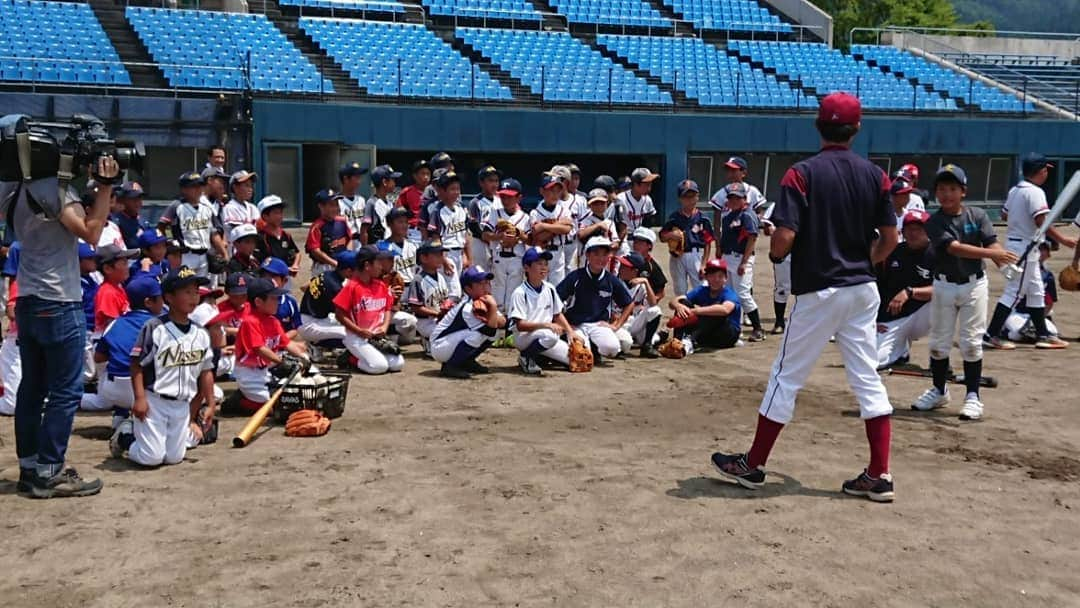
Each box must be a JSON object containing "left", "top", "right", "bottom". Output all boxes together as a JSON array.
[
  {"left": 127, "top": 7, "right": 334, "bottom": 93},
  {"left": 0, "top": 0, "right": 130, "bottom": 85},
  {"left": 423, "top": 0, "right": 543, "bottom": 22},
  {"left": 597, "top": 35, "right": 815, "bottom": 108},
  {"left": 302, "top": 18, "right": 511, "bottom": 99},
  {"left": 662, "top": 0, "right": 790, "bottom": 32},
  {"left": 457, "top": 28, "right": 672, "bottom": 104},
  {"left": 942, "top": 53, "right": 1075, "bottom": 112},
  {"left": 548, "top": 0, "right": 671, "bottom": 28},
  {"left": 279, "top": 0, "right": 405, "bottom": 13}
]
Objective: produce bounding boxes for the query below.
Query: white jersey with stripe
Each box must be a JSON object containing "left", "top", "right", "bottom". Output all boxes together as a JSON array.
[
  {"left": 482, "top": 206, "right": 532, "bottom": 257},
  {"left": 407, "top": 270, "right": 451, "bottom": 310},
  {"left": 708, "top": 182, "right": 765, "bottom": 213},
  {"left": 222, "top": 198, "right": 259, "bottom": 240},
  {"left": 429, "top": 203, "right": 469, "bottom": 249},
  {"left": 1003, "top": 180, "right": 1050, "bottom": 241},
  {"left": 130, "top": 317, "right": 214, "bottom": 403},
  {"left": 168, "top": 202, "right": 218, "bottom": 251},
  {"left": 432, "top": 295, "right": 487, "bottom": 341},
  {"left": 576, "top": 211, "right": 618, "bottom": 242},
  {"left": 509, "top": 280, "right": 563, "bottom": 324},
  {"left": 529, "top": 201, "right": 574, "bottom": 247},
  {"left": 363, "top": 195, "right": 393, "bottom": 239},
  {"left": 614, "top": 192, "right": 656, "bottom": 232},
  {"left": 380, "top": 239, "right": 418, "bottom": 284},
  {"left": 338, "top": 193, "right": 366, "bottom": 237}
]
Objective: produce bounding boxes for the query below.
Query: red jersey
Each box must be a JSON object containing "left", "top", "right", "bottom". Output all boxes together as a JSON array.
[
  {"left": 94, "top": 281, "right": 129, "bottom": 332},
  {"left": 209, "top": 299, "right": 249, "bottom": 330},
  {"left": 235, "top": 310, "right": 290, "bottom": 368},
  {"left": 332, "top": 278, "right": 392, "bottom": 332},
  {"left": 399, "top": 185, "right": 424, "bottom": 228}
]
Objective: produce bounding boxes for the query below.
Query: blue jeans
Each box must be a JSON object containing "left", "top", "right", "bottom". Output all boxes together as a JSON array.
[{"left": 14, "top": 296, "right": 86, "bottom": 477}]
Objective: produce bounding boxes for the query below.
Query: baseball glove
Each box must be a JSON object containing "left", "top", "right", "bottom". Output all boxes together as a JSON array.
[
  {"left": 664, "top": 228, "right": 685, "bottom": 257},
  {"left": 1060, "top": 263, "right": 1080, "bottom": 291},
  {"left": 658, "top": 339, "right": 686, "bottom": 359},
  {"left": 568, "top": 339, "right": 593, "bottom": 373},
  {"left": 285, "top": 409, "right": 331, "bottom": 437},
  {"left": 667, "top": 311, "right": 699, "bottom": 329},
  {"left": 472, "top": 298, "right": 490, "bottom": 321},
  {"left": 496, "top": 219, "right": 523, "bottom": 240},
  {"left": 207, "top": 254, "right": 228, "bottom": 275},
  {"left": 369, "top": 335, "right": 401, "bottom": 356}
]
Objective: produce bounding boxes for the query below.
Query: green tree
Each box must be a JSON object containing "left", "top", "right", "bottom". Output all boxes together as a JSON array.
[{"left": 811, "top": 0, "right": 994, "bottom": 48}]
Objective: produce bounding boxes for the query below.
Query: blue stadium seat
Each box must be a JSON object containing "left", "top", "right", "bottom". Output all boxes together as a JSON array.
[
  {"left": 0, "top": 0, "right": 130, "bottom": 86},
  {"left": 661, "top": 0, "right": 790, "bottom": 33},
  {"left": 300, "top": 18, "right": 511, "bottom": 100},
  {"left": 279, "top": 0, "right": 405, "bottom": 12},
  {"left": 548, "top": 0, "right": 671, "bottom": 28},
  {"left": 422, "top": 0, "right": 543, "bottom": 22}
]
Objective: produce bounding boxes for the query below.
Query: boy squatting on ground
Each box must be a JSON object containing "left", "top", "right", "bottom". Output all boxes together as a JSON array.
[
  {"left": 431, "top": 266, "right": 506, "bottom": 379},
  {"left": 510, "top": 247, "right": 577, "bottom": 376},
  {"left": 612, "top": 252, "right": 663, "bottom": 358},
  {"left": 406, "top": 241, "right": 457, "bottom": 351},
  {"left": 555, "top": 236, "right": 635, "bottom": 361}
]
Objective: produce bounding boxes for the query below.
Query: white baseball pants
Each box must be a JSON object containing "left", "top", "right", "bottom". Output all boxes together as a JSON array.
[
  {"left": 470, "top": 239, "right": 491, "bottom": 273},
  {"left": 416, "top": 317, "right": 438, "bottom": 340},
  {"left": 491, "top": 253, "right": 524, "bottom": 314},
  {"left": 669, "top": 250, "right": 703, "bottom": 296},
  {"left": 127, "top": 393, "right": 191, "bottom": 467},
  {"left": 561, "top": 244, "right": 576, "bottom": 283},
  {"left": 773, "top": 256, "right": 792, "bottom": 304},
  {"left": 998, "top": 240, "right": 1043, "bottom": 309},
  {"left": 723, "top": 252, "right": 758, "bottom": 313},
  {"left": 392, "top": 311, "right": 418, "bottom": 344},
  {"left": 216, "top": 353, "right": 235, "bottom": 378},
  {"left": 0, "top": 334, "right": 19, "bottom": 415},
  {"left": 181, "top": 252, "right": 212, "bottom": 285},
  {"left": 616, "top": 305, "right": 662, "bottom": 352},
  {"left": 515, "top": 328, "right": 570, "bottom": 365},
  {"left": 83, "top": 333, "right": 100, "bottom": 384},
  {"left": 545, "top": 246, "right": 568, "bottom": 286},
  {"left": 431, "top": 328, "right": 491, "bottom": 363},
  {"left": 573, "top": 322, "right": 621, "bottom": 358},
  {"left": 343, "top": 333, "right": 404, "bottom": 374},
  {"left": 446, "top": 249, "right": 464, "bottom": 288},
  {"left": 235, "top": 364, "right": 272, "bottom": 403},
  {"left": 81, "top": 373, "right": 134, "bottom": 412},
  {"left": 929, "top": 276, "right": 988, "bottom": 363},
  {"left": 298, "top": 315, "right": 347, "bottom": 345},
  {"left": 875, "top": 304, "right": 931, "bottom": 368},
  {"left": 759, "top": 282, "right": 893, "bottom": 424}
]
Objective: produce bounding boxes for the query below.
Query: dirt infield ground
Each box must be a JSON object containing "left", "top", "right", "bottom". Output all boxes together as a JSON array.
[{"left": 2, "top": 229, "right": 1079, "bottom": 607}]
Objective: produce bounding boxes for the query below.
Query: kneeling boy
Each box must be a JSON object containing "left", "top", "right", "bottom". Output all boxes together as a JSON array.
[
  {"left": 510, "top": 248, "right": 576, "bottom": 375},
  {"left": 432, "top": 266, "right": 506, "bottom": 379},
  {"left": 234, "top": 277, "right": 309, "bottom": 412}
]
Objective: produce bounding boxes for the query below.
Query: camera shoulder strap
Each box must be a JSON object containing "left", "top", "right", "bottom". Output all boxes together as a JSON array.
[
  {"left": 56, "top": 151, "right": 74, "bottom": 214},
  {"left": 16, "top": 131, "right": 31, "bottom": 182}
]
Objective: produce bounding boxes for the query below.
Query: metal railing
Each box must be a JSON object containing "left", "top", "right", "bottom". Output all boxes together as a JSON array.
[
  {"left": 437, "top": 8, "right": 569, "bottom": 31},
  {"left": 851, "top": 25, "right": 1080, "bottom": 46},
  {"left": 290, "top": 0, "right": 418, "bottom": 22}
]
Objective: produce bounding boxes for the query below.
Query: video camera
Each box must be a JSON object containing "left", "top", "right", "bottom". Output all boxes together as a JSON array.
[{"left": 0, "top": 113, "right": 144, "bottom": 183}]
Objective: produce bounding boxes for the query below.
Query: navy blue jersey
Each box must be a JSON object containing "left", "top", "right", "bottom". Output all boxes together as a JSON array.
[
  {"left": 685, "top": 284, "right": 741, "bottom": 333},
  {"left": 113, "top": 212, "right": 152, "bottom": 249},
  {"left": 96, "top": 309, "right": 153, "bottom": 377},
  {"left": 662, "top": 210, "right": 714, "bottom": 251},
  {"left": 301, "top": 269, "right": 347, "bottom": 319},
  {"left": 876, "top": 243, "right": 934, "bottom": 322},
  {"left": 81, "top": 273, "right": 100, "bottom": 330},
  {"left": 556, "top": 267, "right": 633, "bottom": 326},
  {"left": 277, "top": 293, "right": 302, "bottom": 332},
  {"left": 773, "top": 146, "right": 893, "bottom": 295},
  {"left": 718, "top": 208, "right": 759, "bottom": 255}
]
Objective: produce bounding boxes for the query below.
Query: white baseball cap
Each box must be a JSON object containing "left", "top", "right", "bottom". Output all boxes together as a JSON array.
[
  {"left": 630, "top": 226, "right": 656, "bottom": 245},
  {"left": 230, "top": 223, "right": 257, "bottom": 241},
  {"left": 584, "top": 235, "right": 613, "bottom": 252},
  {"left": 257, "top": 195, "right": 285, "bottom": 214}
]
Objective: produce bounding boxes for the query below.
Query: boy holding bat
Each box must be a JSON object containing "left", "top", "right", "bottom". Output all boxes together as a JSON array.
[{"left": 233, "top": 277, "right": 309, "bottom": 413}]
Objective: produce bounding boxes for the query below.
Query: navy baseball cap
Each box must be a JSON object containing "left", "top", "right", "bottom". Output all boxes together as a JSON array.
[
  {"left": 677, "top": 180, "right": 700, "bottom": 197},
  {"left": 1021, "top": 152, "right": 1054, "bottom": 175},
  {"left": 726, "top": 182, "right": 748, "bottom": 198},
  {"left": 314, "top": 188, "right": 342, "bottom": 205},
  {"left": 178, "top": 171, "right": 204, "bottom": 188},
  {"left": 334, "top": 250, "right": 357, "bottom": 268},
  {"left": 460, "top": 265, "right": 494, "bottom": 288},
  {"left": 593, "top": 175, "right": 616, "bottom": 191},
  {"left": 354, "top": 245, "right": 377, "bottom": 267},
  {"left": 117, "top": 182, "right": 145, "bottom": 199},
  {"left": 137, "top": 229, "right": 167, "bottom": 249},
  {"left": 374, "top": 242, "right": 397, "bottom": 259},
  {"left": 724, "top": 157, "right": 748, "bottom": 171},
  {"left": 477, "top": 165, "right": 501, "bottom": 181},
  {"left": 246, "top": 277, "right": 287, "bottom": 301},
  {"left": 371, "top": 164, "right": 403, "bottom": 182},
  {"left": 616, "top": 176, "right": 632, "bottom": 192},
  {"left": 890, "top": 179, "right": 914, "bottom": 195},
  {"left": 225, "top": 272, "right": 250, "bottom": 295},
  {"left": 430, "top": 152, "right": 454, "bottom": 170},
  {"left": 540, "top": 173, "right": 562, "bottom": 190},
  {"left": 497, "top": 178, "right": 523, "bottom": 197},
  {"left": 434, "top": 170, "right": 461, "bottom": 188},
  {"left": 411, "top": 159, "right": 430, "bottom": 173},
  {"left": 935, "top": 164, "right": 968, "bottom": 187},
  {"left": 339, "top": 161, "right": 367, "bottom": 179},
  {"left": 566, "top": 163, "right": 582, "bottom": 176},
  {"left": 200, "top": 166, "right": 228, "bottom": 182},
  {"left": 418, "top": 240, "right": 448, "bottom": 256},
  {"left": 522, "top": 247, "right": 554, "bottom": 267},
  {"left": 162, "top": 266, "right": 210, "bottom": 293},
  {"left": 260, "top": 256, "right": 290, "bottom": 277},
  {"left": 78, "top": 242, "right": 96, "bottom": 259},
  {"left": 126, "top": 276, "right": 162, "bottom": 307},
  {"left": 618, "top": 252, "right": 648, "bottom": 272},
  {"left": 387, "top": 207, "right": 410, "bottom": 222}
]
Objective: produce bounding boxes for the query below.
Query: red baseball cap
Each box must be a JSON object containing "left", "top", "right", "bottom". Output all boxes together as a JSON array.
[
  {"left": 818, "top": 92, "right": 862, "bottom": 125},
  {"left": 703, "top": 258, "right": 728, "bottom": 273},
  {"left": 902, "top": 209, "right": 931, "bottom": 227}
]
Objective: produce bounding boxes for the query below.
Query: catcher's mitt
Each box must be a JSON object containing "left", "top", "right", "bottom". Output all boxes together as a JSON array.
[
  {"left": 472, "top": 298, "right": 490, "bottom": 321},
  {"left": 495, "top": 219, "right": 524, "bottom": 239},
  {"left": 1060, "top": 263, "right": 1080, "bottom": 291},
  {"left": 568, "top": 339, "right": 593, "bottom": 373},
  {"left": 385, "top": 271, "right": 405, "bottom": 292},
  {"left": 207, "top": 254, "right": 228, "bottom": 275},
  {"left": 369, "top": 335, "right": 401, "bottom": 356},
  {"left": 667, "top": 311, "right": 699, "bottom": 329},
  {"left": 658, "top": 339, "right": 686, "bottom": 359},
  {"left": 664, "top": 228, "right": 685, "bottom": 257},
  {"left": 285, "top": 409, "right": 331, "bottom": 437}
]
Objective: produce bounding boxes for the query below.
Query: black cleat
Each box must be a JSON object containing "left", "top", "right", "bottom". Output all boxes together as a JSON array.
[
  {"left": 518, "top": 354, "right": 543, "bottom": 376},
  {"left": 842, "top": 470, "right": 895, "bottom": 502},
  {"left": 710, "top": 452, "right": 765, "bottom": 489},
  {"left": 640, "top": 343, "right": 660, "bottom": 359},
  {"left": 464, "top": 360, "right": 490, "bottom": 375},
  {"left": 16, "top": 468, "right": 34, "bottom": 494},
  {"left": 440, "top": 364, "right": 472, "bottom": 380}
]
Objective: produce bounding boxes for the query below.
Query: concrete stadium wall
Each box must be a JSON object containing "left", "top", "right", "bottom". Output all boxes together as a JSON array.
[
  {"left": 884, "top": 33, "right": 1080, "bottom": 60},
  {"left": 759, "top": 0, "right": 833, "bottom": 45}
]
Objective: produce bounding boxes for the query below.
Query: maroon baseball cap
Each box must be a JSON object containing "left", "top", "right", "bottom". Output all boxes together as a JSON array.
[{"left": 818, "top": 92, "right": 862, "bottom": 125}]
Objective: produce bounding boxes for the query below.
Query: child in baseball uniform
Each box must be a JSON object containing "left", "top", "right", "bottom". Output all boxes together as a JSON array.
[
  {"left": 511, "top": 248, "right": 576, "bottom": 376},
  {"left": 111, "top": 267, "right": 217, "bottom": 466},
  {"left": 226, "top": 224, "right": 261, "bottom": 276},
  {"left": 362, "top": 165, "right": 401, "bottom": 245},
  {"left": 1004, "top": 241, "right": 1060, "bottom": 343},
  {"left": 260, "top": 257, "right": 302, "bottom": 339},
  {"left": 613, "top": 168, "right": 658, "bottom": 257},
  {"left": 613, "top": 252, "right": 663, "bottom": 358},
  {"left": 407, "top": 241, "right": 456, "bottom": 351},
  {"left": 233, "top": 277, "right": 309, "bottom": 411},
  {"left": 427, "top": 170, "right": 471, "bottom": 287},
  {"left": 130, "top": 229, "right": 170, "bottom": 281},
  {"left": 298, "top": 250, "right": 355, "bottom": 347},
  {"left": 913, "top": 165, "right": 1018, "bottom": 421},
  {"left": 718, "top": 183, "right": 765, "bottom": 342},
  {"left": 708, "top": 156, "right": 765, "bottom": 226},
  {"left": 306, "top": 189, "right": 352, "bottom": 277},
  {"left": 399, "top": 160, "right": 431, "bottom": 244},
  {"left": 874, "top": 210, "right": 935, "bottom": 369},
  {"left": 530, "top": 173, "right": 575, "bottom": 285},
  {"left": 158, "top": 171, "right": 227, "bottom": 282},
  {"left": 575, "top": 189, "right": 620, "bottom": 269},
  {"left": 431, "top": 266, "right": 506, "bottom": 379},
  {"left": 221, "top": 170, "right": 259, "bottom": 244},
  {"left": 379, "top": 208, "right": 418, "bottom": 290},
  {"left": 669, "top": 258, "right": 742, "bottom": 353},
  {"left": 201, "top": 273, "right": 249, "bottom": 381},
  {"left": 889, "top": 178, "right": 925, "bottom": 236},
  {"left": 556, "top": 236, "right": 635, "bottom": 361},
  {"left": 468, "top": 165, "right": 501, "bottom": 270},
  {"left": 628, "top": 227, "right": 668, "bottom": 300},
  {"left": 333, "top": 246, "right": 405, "bottom": 375},
  {"left": 481, "top": 177, "right": 531, "bottom": 316},
  {"left": 659, "top": 180, "right": 713, "bottom": 296},
  {"left": 336, "top": 161, "right": 368, "bottom": 243},
  {"left": 89, "top": 244, "right": 140, "bottom": 385},
  {"left": 375, "top": 242, "right": 418, "bottom": 345},
  {"left": 0, "top": 278, "right": 17, "bottom": 416},
  {"left": 755, "top": 201, "right": 791, "bottom": 334}
]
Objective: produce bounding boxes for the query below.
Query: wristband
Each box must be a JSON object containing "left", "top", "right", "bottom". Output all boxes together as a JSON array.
[{"left": 905, "top": 286, "right": 914, "bottom": 299}]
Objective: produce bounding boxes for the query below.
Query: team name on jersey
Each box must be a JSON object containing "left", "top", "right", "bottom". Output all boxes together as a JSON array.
[
  {"left": 158, "top": 344, "right": 208, "bottom": 368},
  {"left": 393, "top": 254, "right": 415, "bottom": 274},
  {"left": 359, "top": 296, "right": 388, "bottom": 310}
]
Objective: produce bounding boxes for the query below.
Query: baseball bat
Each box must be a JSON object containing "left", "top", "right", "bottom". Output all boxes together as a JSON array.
[
  {"left": 1013, "top": 170, "right": 1080, "bottom": 266},
  {"left": 232, "top": 367, "right": 302, "bottom": 448},
  {"left": 885, "top": 367, "right": 998, "bottom": 388}
]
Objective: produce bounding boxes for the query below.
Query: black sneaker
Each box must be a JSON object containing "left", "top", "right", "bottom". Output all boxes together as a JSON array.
[
  {"left": 842, "top": 470, "right": 894, "bottom": 502},
  {"left": 657, "top": 330, "right": 670, "bottom": 344},
  {"left": 440, "top": 364, "right": 472, "bottom": 380},
  {"left": 771, "top": 325, "right": 785, "bottom": 335},
  {"left": 748, "top": 329, "right": 767, "bottom": 343},
  {"left": 30, "top": 468, "right": 103, "bottom": 499},
  {"left": 464, "top": 360, "right": 490, "bottom": 375},
  {"left": 710, "top": 452, "right": 765, "bottom": 489},
  {"left": 518, "top": 354, "right": 542, "bottom": 376},
  {"left": 640, "top": 343, "right": 660, "bottom": 359},
  {"left": 16, "top": 468, "right": 34, "bottom": 494}
]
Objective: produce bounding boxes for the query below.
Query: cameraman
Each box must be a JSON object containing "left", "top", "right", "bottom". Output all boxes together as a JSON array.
[{"left": 1, "top": 155, "right": 118, "bottom": 498}]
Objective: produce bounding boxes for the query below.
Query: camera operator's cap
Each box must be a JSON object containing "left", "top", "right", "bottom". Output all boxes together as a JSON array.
[
  {"left": 411, "top": 159, "right": 430, "bottom": 173},
  {"left": 333, "top": 250, "right": 357, "bottom": 269},
  {"left": 726, "top": 182, "right": 748, "bottom": 199},
  {"left": 178, "top": 171, "right": 205, "bottom": 188},
  {"left": 434, "top": 170, "right": 461, "bottom": 188},
  {"left": 339, "top": 161, "right": 367, "bottom": 179},
  {"left": 247, "top": 277, "right": 287, "bottom": 300},
  {"left": 497, "top": 178, "right": 523, "bottom": 197},
  {"left": 96, "top": 243, "right": 140, "bottom": 264},
  {"left": 1021, "top": 152, "right": 1054, "bottom": 175},
  {"left": 677, "top": 179, "right": 700, "bottom": 197},
  {"left": 430, "top": 152, "right": 454, "bottom": 170},
  {"left": 630, "top": 226, "right": 656, "bottom": 245},
  {"left": 137, "top": 229, "right": 167, "bottom": 249},
  {"left": 372, "top": 164, "right": 403, "bottom": 182},
  {"left": 260, "top": 256, "right": 290, "bottom": 277},
  {"left": 548, "top": 165, "right": 571, "bottom": 184},
  {"left": 78, "top": 241, "right": 96, "bottom": 259},
  {"left": 200, "top": 166, "right": 228, "bottom": 182},
  {"left": 460, "top": 265, "right": 494, "bottom": 288},
  {"left": 890, "top": 178, "right": 914, "bottom": 195},
  {"left": 387, "top": 207, "right": 410, "bottom": 223},
  {"left": 723, "top": 157, "right": 748, "bottom": 171},
  {"left": 935, "top": 163, "right": 968, "bottom": 187},
  {"left": 584, "top": 235, "right": 613, "bottom": 252},
  {"left": 257, "top": 194, "right": 286, "bottom": 214},
  {"left": 230, "top": 223, "right": 258, "bottom": 242},
  {"left": 630, "top": 168, "right": 660, "bottom": 183},
  {"left": 818, "top": 92, "right": 862, "bottom": 125},
  {"left": 566, "top": 163, "right": 582, "bottom": 176},
  {"left": 902, "top": 209, "right": 931, "bottom": 227},
  {"left": 593, "top": 175, "right": 616, "bottom": 191},
  {"left": 118, "top": 182, "right": 144, "bottom": 199},
  {"left": 587, "top": 188, "right": 609, "bottom": 204},
  {"left": 417, "top": 239, "right": 448, "bottom": 256},
  {"left": 126, "top": 275, "right": 162, "bottom": 305},
  {"left": 225, "top": 272, "right": 250, "bottom": 295},
  {"left": 540, "top": 173, "right": 563, "bottom": 190},
  {"left": 375, "top": 242, "right": 398, "bottom": 259},
  {"left": 477, "top": 165, "right": 501, "bottom": 181},
  {"left": 162, "top": 266, "right": 211, "bottom": 293},
  {"left": 616, "top": 176, "right": 633, "bottom": 192},
  {"left": 617, "top": 252, "right": 648, "bottom": 272},
  {"left": 313, "top": 188, "right": 342, "bottom": 205},
  {"left": 521, "top": 246, "right": 554, "bottom": 267},
  {"left": 704, "top": 257, "right": 728, "bottom": 273},
  {"left": 229, "top": 170, "right": 257, "bottom": 188}
]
